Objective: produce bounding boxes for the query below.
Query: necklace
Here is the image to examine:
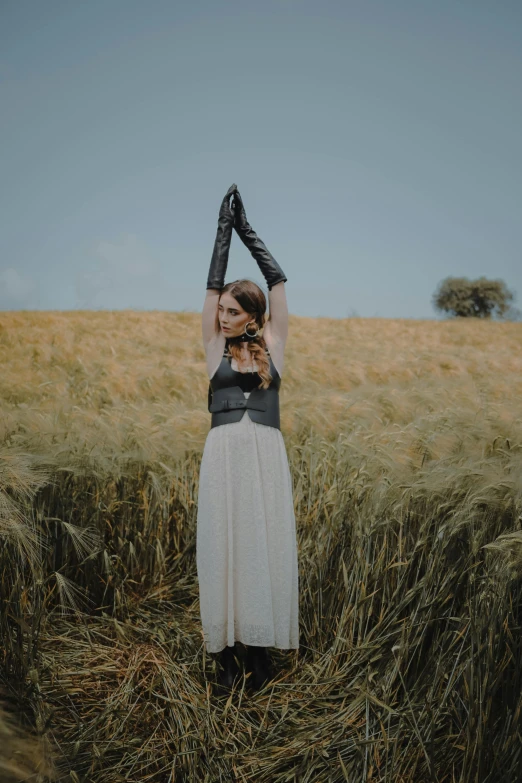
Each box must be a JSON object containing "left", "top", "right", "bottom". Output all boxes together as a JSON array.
[
  {"left": 226, "top": 338, "right": 255, "bottom": 372},
  {"left": 237, "top": 348, "right": 254, "bottom": 372},
  {"left": 226, "top": 337, "right": 255, "bottom": 371}
]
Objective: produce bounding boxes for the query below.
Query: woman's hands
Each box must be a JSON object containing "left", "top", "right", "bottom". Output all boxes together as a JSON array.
[
  {"left": 232, "top": 188, "right": 248, "bottom": 234},
  {"left": 220, "top": 183, "right": 238, "bottom": 221},
  {"left": 206, "top": 183, "right": 238, "bottom": 290},
  {"left": 206, "top": 183, "right": 288, "bottom": 292}
]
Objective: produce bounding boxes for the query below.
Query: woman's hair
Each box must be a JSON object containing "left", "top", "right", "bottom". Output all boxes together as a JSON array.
[{"left": 215, "top": 279, "right": 272, "bottom": 390}]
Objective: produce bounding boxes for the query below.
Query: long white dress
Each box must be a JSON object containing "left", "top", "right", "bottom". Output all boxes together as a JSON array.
[{"left": 196, "top": 353, "right": 299, "bottom": 653}]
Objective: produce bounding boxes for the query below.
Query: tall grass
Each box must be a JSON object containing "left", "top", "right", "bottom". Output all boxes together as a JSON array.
[{"left": 0, "top": 311, "right": 521, "bottom": 782}]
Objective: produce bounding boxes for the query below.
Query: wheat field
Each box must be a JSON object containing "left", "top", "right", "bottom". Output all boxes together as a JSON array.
[{"left": 0, "top": 311, "right": 521, "bottom": 782}]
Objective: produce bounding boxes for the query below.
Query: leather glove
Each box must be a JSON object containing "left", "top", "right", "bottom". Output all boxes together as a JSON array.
[
  {"left": 206, "top": 183, "right": 238, "bottom": 290},
  {"left": 232, "top": 189, "right": 287, "bottom": 291}
]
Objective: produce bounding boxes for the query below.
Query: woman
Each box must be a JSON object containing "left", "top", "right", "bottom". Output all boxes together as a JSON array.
[{"left": 197, "top": 183, "right": 299, "bottom": 694}]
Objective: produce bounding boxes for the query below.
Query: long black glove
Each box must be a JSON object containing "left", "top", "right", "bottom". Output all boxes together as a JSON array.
[
  {"left": 206, "top": 183, "right": 238, "bottom": 290},
  {"left": 232, "top": 189, "right": 287, "bottom": 291}
]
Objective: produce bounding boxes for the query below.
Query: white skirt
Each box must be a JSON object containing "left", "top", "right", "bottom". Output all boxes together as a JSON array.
[{"left": 196, "top": 391, "right": 299, "bottom": 653}]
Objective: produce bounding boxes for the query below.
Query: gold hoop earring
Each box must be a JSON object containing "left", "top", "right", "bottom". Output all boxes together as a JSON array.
[{"left": 244, "top": 321, "right": 259, "bottom": 338}]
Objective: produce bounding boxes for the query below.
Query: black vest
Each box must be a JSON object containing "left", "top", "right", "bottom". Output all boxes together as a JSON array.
[{"left": 207, "top": 343, "right": 281, "bottom": 430}]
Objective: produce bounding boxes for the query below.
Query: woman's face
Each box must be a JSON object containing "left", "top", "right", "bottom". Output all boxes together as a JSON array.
[{"left": 218, "top": 293, "right": 255, "bottom": 337}]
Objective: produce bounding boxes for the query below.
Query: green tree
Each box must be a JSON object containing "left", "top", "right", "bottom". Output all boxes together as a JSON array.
[{"left": 432, "top": 276, "right": 519, "bottom": 319}]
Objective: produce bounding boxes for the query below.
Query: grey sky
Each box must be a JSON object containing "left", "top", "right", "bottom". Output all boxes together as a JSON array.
[{"left": 1, "top": 0, "right": 520, "bottom": 318}]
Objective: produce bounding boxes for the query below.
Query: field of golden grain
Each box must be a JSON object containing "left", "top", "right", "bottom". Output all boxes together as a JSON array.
[{"left": 1, "top": 311, "right": 521, "bottom": 782}]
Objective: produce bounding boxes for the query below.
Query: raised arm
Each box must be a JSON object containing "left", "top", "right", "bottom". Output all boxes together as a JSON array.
[
  {"left": 265, "top": 281, "right": 289, "bottom": 344},
  {"left": 232, "top": 188, "right": 288, "bottom": 344},
  {"left": 202, "top": 184, "right": 237, "bottom": 347},
  {"left": 202, "top": 289, "right": 221, "bottom": 346}
]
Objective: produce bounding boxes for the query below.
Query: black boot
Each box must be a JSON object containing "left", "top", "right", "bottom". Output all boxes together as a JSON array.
[
  {"left": 246, "top": 646, "right": 273, "bottom": 692},
  {"left": 215, "top": 643, "right": 240, "bottom": 694}
]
